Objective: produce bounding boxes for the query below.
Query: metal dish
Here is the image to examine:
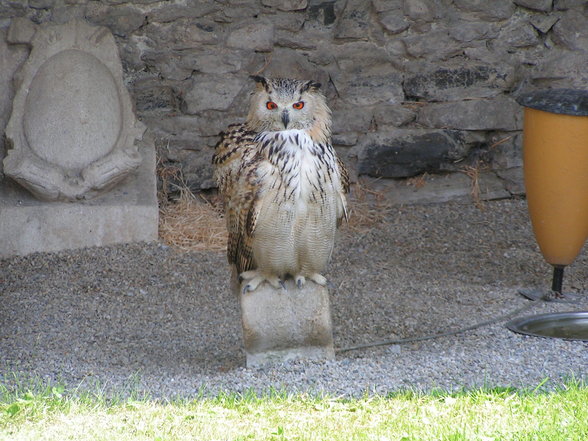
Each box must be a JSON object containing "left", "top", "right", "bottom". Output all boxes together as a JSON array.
[{"left": 506, "top": 311, "right": 588, "bottom": 342}]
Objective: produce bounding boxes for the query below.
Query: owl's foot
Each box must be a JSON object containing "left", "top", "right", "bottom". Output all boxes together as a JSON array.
[
  {"left": 295, "top": 273, "right": 328, "bottom": 289},
  {"left": 239, "top": 270, "right": 286, "bottom": 294}
]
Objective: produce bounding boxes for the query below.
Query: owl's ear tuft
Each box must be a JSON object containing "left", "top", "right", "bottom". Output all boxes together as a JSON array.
[
  {"left": 250, "top": 75, "right": 269, "bottom": 90},
  {"left": 302, "top": 80, "right": 321, "bottom": 93}
]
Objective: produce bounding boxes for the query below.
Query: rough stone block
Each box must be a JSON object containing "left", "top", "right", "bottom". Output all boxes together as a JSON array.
[
  {"left": 530, "top": 51, "right": 588, "bottom": 88},
  {"left": 453, "top": 0, "right": 515, "bottom": 21},
  {"left": 366, "top": 170, "right": 511, "bottom": 205},
  {"left": 335, "top": 72, "right": 404, "bottom": 106},
  {"left": 85, "top": 3, "right": 145, "bottom": 37},
  {"left": 448, "top": 21, "right": 497, "bottom": 42},
  {"left": 554, "top": 0, "right": 586, "bottom": 10},
  {"left": 496, "top": 167, "right": 525, "bottom": 196},
  {"left": 141, "top": 50, "right": 193, "bottom": 81},
  {"left": 552, "top": 10, "right": 588, "bottom": 51},
  {"left": 164, "top": 141, "right": 216, "bottom": 191},
  {"left": 237, "top": 278, "right": 335, "bottom": 368},
  {"left": 418, "top": 97, "right": 522, "bottom": 131},
  {"left": 307, "top": 2, "right": 338, "bottom": 26},
  {"left": 529, "top": 14, "right": 560, "bottom": 34},
  {"left": 332, "top": 133, "right": 358, "bottom": 146},
  {"left": 514, "top": 0, "right": 553, "bottom": 11},
  {"left": 148, "top": 3, "right": 220, "bottom": 23},
  {"left": 403, "top": 30, "right": 462, "bottom": 60},
  {"left": 403, "top": 0, "right": 437, "bottom": 21},
  {"left": 372, "top": 104, "right": 416, "bottom": 128},
  {"left": 378, "top": 11, "right": 410, "bottom": 34},
  {"left": 489, "top": 134, "right": 522, "bottom": 169},
  {"left": 358, "top": 130, "right": 463, "bottom": 178},
  {"left": 29, "top": 0, "right": 55, "bottom": 9},
  {"left": 261, "top": 47, "right": 329, "bottom": 85},
  {"left": 331, "top": 41, "right": 393, "bottom": 73},
  {"left": 271, "top": 16, "right": 304, "bottom": 36},
  {"left": 144, "top": 19, "right": 221, "bottom": 50},
  {"left": 372, "top": 0, "right": 403, "bottom": 12},
  {"left": 335, "top": 0, "right": 372, "bottom": 40},
  {"left": 404, "top": 64, "right": 515, "bottom": 101},
  {"left": 134, "top": 81, "right": 178, "bottom": 113},
  {"left": 216, "top": 3, "right": 263, "bottom": 22},
  {"left": 276, "top": 29, "right": 319, "bottom": 50},
  {"left": 184, "top": 75, "right": 244, "bottom": 113},
  {"left": 226, "top": 19, "right": 275, "bottom": 52},
  {"left": 261, "top": 0, "right": 308, "bottom": 11},
  {"left": 497, "top": 17, "right": 539, "bottom": 48},
  {"left": 183, "top": 49, "right": 252, "bottom": 75},
  {"left": 331, "top": 103, "right": 373, "bottom": 134}
]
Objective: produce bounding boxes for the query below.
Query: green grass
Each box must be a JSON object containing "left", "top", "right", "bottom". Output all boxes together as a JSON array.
[{"left": 1, "top": 379, "right": 587, "bottom": 441}]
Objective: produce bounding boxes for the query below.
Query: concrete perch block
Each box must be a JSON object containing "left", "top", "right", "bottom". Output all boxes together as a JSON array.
[{"left": 237, "top": 278, "right": 335, "bottom": 368}]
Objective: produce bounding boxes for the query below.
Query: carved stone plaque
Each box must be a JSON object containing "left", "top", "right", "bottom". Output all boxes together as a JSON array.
[{"left": 4, "top": 19, "right": 144, "bottom": 201}]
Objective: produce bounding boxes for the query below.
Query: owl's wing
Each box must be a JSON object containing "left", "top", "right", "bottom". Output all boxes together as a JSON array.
[
  {"left": 213, "top": 124, "right": 262, "bottom": 273},
  {"left": 336, "top": 155, "right": 350, "bottom": 225}
]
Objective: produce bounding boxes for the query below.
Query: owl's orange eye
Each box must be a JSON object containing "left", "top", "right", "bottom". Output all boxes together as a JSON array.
[
  {"left": 266, "top": 101, "right": 278, "bottom": 110},
  {"left": 292, "top": 101, "right": 305, "bottom": 110}
]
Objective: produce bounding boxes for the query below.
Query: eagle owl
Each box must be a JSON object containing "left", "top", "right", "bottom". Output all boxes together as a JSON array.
[{"left": 212, "top": 76, "right": 349, "bottom": 293}]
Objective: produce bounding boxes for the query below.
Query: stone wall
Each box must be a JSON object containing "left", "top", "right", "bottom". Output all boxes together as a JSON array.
[{"left": 1, "top": 0, "right": 587, "bottom": 202}]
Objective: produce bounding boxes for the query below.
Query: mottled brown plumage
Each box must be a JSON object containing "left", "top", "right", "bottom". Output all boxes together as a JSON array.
[{"left": 213, "top": 76, "right": 348, "bottom": 293}]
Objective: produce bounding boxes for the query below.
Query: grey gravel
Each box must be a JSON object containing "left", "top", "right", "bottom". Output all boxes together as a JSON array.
[{"left": 1, "top": 199, "right": 587, "bottom": 398}]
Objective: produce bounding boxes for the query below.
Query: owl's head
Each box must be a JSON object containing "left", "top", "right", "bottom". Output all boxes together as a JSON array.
[{"left": 247, "top": 76, "right": 331, "bottom": 142}]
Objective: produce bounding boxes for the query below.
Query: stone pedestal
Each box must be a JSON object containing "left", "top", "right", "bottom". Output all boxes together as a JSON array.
[
  {"left": 0, "top": 19, "right": 158, "bottom": 257},
  {"left": 237, "top": 277, "right": 335, "bottom": 368},
  {"left": 0, "top": 139, "right": 158, "bottom": 257}
]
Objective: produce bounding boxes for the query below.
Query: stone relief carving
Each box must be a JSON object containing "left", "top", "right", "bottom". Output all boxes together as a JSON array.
[{"left": 3, "top": 19, "right": 145, "bottom": 201}]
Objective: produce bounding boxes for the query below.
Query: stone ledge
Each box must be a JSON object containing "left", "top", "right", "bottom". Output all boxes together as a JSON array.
[
  {"left": 0, "top": 143, "right": 158, "bottom": 257},
  {"left": 364, "top": 169, "right": 518, "bottom": 206},
  {"left": 0, "top": 202, "right": 158, "bottom": 257}
]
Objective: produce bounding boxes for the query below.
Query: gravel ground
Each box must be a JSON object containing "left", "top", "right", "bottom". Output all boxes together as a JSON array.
[{"left": 1, "top": 198, "right": 587, "bottom": 398}]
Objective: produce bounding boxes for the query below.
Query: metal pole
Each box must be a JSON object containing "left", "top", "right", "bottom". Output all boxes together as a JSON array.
[{"left": 551, "top": 265, "right": 565, "bottom": 296}]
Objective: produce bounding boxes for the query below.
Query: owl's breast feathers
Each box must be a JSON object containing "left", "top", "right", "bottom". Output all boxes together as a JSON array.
[{"left": 213, "top": 123, "right": 349, "bottom": 273}]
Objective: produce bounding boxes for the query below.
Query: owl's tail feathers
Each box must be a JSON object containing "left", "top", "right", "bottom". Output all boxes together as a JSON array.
[{"left": 337, "top": 192, "right": 349, "bottom": 227}]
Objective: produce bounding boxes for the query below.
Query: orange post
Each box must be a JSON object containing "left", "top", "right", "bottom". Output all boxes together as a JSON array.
[
  {"left": 518, "top": 89, "right": 588, "bottom": 294},
  {"left": 522, "top": 108, "right": 588, "bottom": 266}
]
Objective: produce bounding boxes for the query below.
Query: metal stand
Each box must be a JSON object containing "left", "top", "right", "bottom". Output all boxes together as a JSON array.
[
  {"left": 518, "top": 263, "right": 580, "bottom": 303},
  {"left": 551, "top": 265, "right": 565, "bottom": 295}
]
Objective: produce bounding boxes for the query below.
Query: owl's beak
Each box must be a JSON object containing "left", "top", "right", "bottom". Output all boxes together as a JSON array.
[{"left": 281, "top": 110, "right": 290, "bottom": 129}]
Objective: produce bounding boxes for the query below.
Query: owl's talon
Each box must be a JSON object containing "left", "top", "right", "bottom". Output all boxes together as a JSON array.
[
  {"left": 238, "top": 271, "right": 286, "bottom": 293},
  {"left": 266, "top": 276, "right": 284, "bottom": 290},
  {"left": 308, "top": 273, "right": 328, "bottom": 286},
  {"left": 295, "top": 276, "right": 306, "bottom": 289},
  {"left": 239, "top": 272, "right": 264, "bottom": 294}
]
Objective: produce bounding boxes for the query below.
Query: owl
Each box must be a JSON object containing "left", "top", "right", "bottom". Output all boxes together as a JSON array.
[{"left": 212, "top": 76, "right": 349, "bottom": 294}]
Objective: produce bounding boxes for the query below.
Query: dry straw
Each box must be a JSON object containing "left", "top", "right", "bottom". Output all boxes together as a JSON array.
[
  {"left": 344, "top": 181, "right": 392, "bottom": 233},
  {"left": 159, "top": 189, "right": 228, "bottom": 252},
  {"left": 157, "top": 154, "right": 227, "bottom": 252}
]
